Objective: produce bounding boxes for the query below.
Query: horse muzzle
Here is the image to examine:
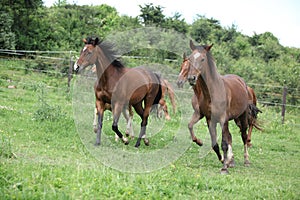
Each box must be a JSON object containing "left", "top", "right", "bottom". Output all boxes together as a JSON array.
[
  {"left": 187, "top": 75, "right": 197, "bottom": 86},
  {"left": 176, "top": 80, "right": 185, "bottom": 88}
]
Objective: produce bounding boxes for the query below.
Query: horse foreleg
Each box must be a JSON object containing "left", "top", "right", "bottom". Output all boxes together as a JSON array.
[
  {"left": 95, "top": 102, "right": 104, "bottom": 146},
  {"left": 208, "top": 119, "right": 223, "bottom": 162},
  {"left": 112, "top": 104, "right": 129, "bottom": 145},
  {"left": 220, "top": 121, "right": 230, "bottom": 174},
  {"left": 222, "top": 122, "right": 235, "bottom": 168},
  {"left": 188, "top": 110, "right": 203, "bottom": 146}
]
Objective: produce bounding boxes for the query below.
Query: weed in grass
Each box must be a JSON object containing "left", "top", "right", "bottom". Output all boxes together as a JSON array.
[
  {"left": 33, "top": 83, "right": 66, "bottom": 121},
  {"left": 0, "top": 133, "right": 14, "bottom": 158}
]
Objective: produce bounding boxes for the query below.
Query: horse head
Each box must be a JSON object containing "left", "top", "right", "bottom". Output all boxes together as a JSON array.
[
  {"left": 75, "top": 37, "right": 100, "bottom": 73},
  {"left": 177, "top": 53, "right": 191, "bottom": 88},
  {"left": 187, "top": 40, "right": 213, "bottom": 86}
]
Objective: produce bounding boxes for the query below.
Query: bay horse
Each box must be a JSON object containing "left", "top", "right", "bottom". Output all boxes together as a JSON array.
[
  {"left": 186, "top": 40, "right": 259, "bottom": 174},
  {"left": 93, "top": 76, "right": 176, "bottom": 141},
  {"left": 177, "top": 53, "right": 261, "bottom": 148},
  {"left": 75, "top": 37, "right": 163, "bottom": 147},
  {"left": 72, "top": 62, "right": 134, "bottom": 141}
]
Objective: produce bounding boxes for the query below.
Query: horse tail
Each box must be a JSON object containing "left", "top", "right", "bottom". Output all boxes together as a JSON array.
[
  {"left": 153, "top": 73, "right": 162, "bottom": 105},
  {"left": 164, "top": 80, "right": 176, "bottom": 114},
  {"left": 248, "top": 104, "right": 262, "bottom": 131}
]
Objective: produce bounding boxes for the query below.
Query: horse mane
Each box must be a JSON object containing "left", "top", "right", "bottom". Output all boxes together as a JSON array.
[
  {"left": 85, "top": 36, "right": 125, "bottom": 69},
  {"left": 194, "top": 44, "right": 218, "bottom": 78}
]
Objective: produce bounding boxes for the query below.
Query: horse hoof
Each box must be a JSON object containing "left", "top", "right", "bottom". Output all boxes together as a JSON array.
[
  {"left": 220, "top": 168, "right": 229, "bottom": 175},
  {"left": 244, "top": 160, "right": 251, "bottom": 167},
  {"left": 247, "top": 143, "right": 253, "bottom": 148},
  {"left": 123, "top": 138, "right": 129, "bottom": 145},
  {"left": 144, "top": 138, "right": 150, "bottom": 146},
  {"left": 228, "top": 159, "right": 235, "bottom": 168},
  {"left": 93, "top": 127, "right": 98, "bottom": 133},
  {"left": 197, "top": 139, "right": 203, "bottom": 146},
  {"left": 135, "top": 143, "right": 140, "bottom": 148},
  {"left": 192, "top": 139, "right": 203, "bottom": 146},
  {"left": 94, "top": 142, "right": 100, "bottom": 146}
]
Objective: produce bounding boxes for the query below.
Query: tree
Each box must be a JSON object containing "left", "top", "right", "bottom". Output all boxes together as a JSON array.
[
  {"left": 190, "top": 15, "right": 222, "bottom": 44},
  {"left": 139, "top": 3, "right": 165, "bottom": 26},
  {"left": 1, "top": 0, "right": 43, "bottom": 50},
  {"left": 0, "top": 6, "right": 15, "bottom": 49},
  {"left": 250, "top": 32, "right": 282, "bottom": 62},
  {"left": 163, "top": 12, "right": 189, "bottom": 34}
]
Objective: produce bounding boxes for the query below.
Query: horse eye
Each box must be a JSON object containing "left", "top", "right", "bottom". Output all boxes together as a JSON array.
[{"left": 201, "top": 58, "right": 205, "bottom": 62}]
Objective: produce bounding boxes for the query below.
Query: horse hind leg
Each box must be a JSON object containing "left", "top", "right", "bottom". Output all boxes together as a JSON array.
[
  {"left": 122, "top": 106, "right": 134, "bottom": 139},
  {"left": 239, "top": 112, "right": 250, "bottom": 166},
  {"left": 159, "top": 99, "right": 171, "bottom": 120},
  {"left": 112, "top": 104, "right": 129, "bottom": 145},
  {"left": 133, "top": 101, "right": 151, "bottom": 148},
  {"left": 247, "top": 124, "right": 254, "bottom": 147},
  {"left": 93, "top": 107, "right": 98, "bottom": 133}
]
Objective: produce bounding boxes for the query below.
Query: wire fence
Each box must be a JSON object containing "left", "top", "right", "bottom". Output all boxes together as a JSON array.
[{"left": 1, "top": 49, "right": 299, "bottom": 125}]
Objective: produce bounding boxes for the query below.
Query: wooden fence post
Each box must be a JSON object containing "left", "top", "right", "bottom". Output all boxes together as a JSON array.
[
  {"left": 67, "top": 53, "right": 74, "bottom": 92},
  {"left": 281, "top": 86, "right": 287, "bottom": 124}
]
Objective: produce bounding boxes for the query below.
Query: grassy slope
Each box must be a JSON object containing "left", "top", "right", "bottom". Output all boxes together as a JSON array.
[{"left": 0, "top": 62, "right": 299, "bottom": 199}]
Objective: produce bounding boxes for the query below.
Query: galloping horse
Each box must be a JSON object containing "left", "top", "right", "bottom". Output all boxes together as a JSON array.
[
  {"left": 73, "top": 61, "right": 134, "bottom": 141},
  {"left": 186, "top": 40, "right": 260, "bottom": 174},
  {"left": 177, "top": 53, "right": 261, "bottom": 148},
  {"left": 75, "top": 37, "right": 163, "bottom": 147}
]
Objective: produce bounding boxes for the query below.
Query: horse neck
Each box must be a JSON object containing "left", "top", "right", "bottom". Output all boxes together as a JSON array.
[
  {"left": 199, "top": 55, "right": 225, "bottom": 100},
  {"left": 94, "top": 49, "right": 108, "bottom": 78}
]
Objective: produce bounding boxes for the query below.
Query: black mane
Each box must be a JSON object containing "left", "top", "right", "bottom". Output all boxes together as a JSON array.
[{"left": 85, "top": 36, "right": 125, "bottom": 68}]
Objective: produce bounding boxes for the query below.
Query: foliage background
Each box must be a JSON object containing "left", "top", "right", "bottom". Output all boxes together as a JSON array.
[{"left": 1, "top": 1, "right": 299, "bottom": 100}]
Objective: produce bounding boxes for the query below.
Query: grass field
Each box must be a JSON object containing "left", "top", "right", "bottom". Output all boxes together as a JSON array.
[{"left": 0, "top": 60, "right": 299, "bottom": 199}]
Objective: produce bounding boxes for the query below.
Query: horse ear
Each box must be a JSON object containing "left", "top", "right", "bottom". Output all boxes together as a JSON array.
[
  {"left": 93, "top": 37, "right": 99, "bottom": 46},
  {"left": 83, "top": 38, "right": 87, "bottom": 44},
  {"left": 189, "top": 40, "right": 196, "bottom": 50},
  {"left": 183, "top": 52, "right": 186, "bottom": 59},
  {"left": 206, "top": 44, "right": 214, "bottom": 51}
]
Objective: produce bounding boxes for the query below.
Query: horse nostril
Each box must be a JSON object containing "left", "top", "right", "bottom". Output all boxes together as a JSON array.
[
  {"left": 187, "top": 76, "right": 196, "bottom": 85},
  {"left": 187, "top": 76, "right": 195, "bottom": 81}
]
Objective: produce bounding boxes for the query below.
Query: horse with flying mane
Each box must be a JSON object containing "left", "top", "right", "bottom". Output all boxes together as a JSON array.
[{"left": 75, "top": 37, "right": 166, "bottom": 147}]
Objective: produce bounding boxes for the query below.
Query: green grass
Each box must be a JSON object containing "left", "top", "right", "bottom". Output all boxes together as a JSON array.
[{"left": 0, "top": 60, "right": 299, "bottom": 199}]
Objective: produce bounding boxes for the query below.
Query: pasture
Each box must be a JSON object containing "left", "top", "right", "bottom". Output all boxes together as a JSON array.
[{"left": 0, "top": 59, "right": 299, "bottom": 199}]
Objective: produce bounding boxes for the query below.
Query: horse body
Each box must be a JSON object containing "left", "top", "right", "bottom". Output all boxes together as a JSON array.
[
  {"left": 76, "top": 37, "right": 161, "bottom": 147},
  {"left": 177, "top": 53, "right": 260, "bottom": 149},
  {"left": 186, "top": 40, "right": 254, "bottom": 174}
]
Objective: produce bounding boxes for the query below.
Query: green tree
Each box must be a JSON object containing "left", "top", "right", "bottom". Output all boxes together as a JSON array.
[
  {"left": 1, "top": 0, "right": 43, "bottom": 50},
  {"left": 190, "top": 15, "right": 222, "bottom": 44},
  {"left": 163, "top": 12, "right": 189, "bottom": 34},
  {"left": 0, "top": 6, "right": 15, "bottom": 49},
  {"left": 250, "top": 32, "right": 282, "bottom": 63},
  {"left": 139, "top": 3, "right": 165, "bottom": 26}
]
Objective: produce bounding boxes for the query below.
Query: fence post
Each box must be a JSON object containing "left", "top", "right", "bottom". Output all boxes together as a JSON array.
[
  {"left": 67, "top": 51, "right": 74, "bottom": 92},
  {"left": 281, "top": 86, "right": 287, "bottom": 124}
]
